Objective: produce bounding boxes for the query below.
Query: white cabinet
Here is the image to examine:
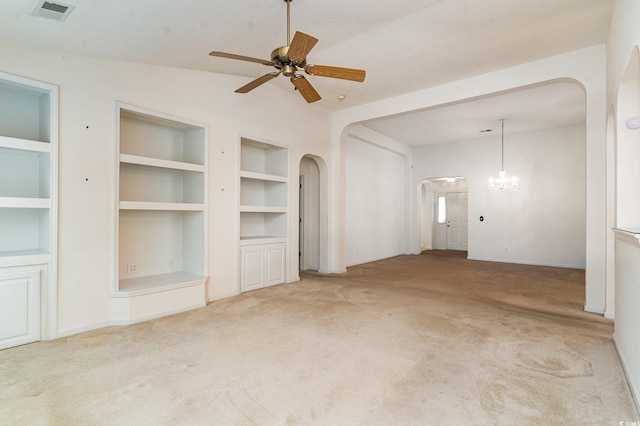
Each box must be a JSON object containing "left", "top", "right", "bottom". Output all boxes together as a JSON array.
[
  {"left": 0, "top": 71, "right": 57, "bottom": 348},
  {"left": 0, "top": 266, "right": 42, "bottom": 350},
  {"left": 240, "top": 243, "right": 286, "bottom": 292},
  {"left": 239, "top": 138, "right": 288, "bottom": 292},
  {"left": 112, "top": 104, "right": 208, "bottom": 324}
]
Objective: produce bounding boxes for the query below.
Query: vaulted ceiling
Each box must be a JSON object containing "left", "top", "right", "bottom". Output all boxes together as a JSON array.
[{"left": 0, "top": 0, "right": 612, "bottom": 144}]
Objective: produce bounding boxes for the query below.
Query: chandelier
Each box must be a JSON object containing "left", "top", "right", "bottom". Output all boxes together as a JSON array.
[{"left": 488, "top": 119, "right": 518, "bottom": 193}]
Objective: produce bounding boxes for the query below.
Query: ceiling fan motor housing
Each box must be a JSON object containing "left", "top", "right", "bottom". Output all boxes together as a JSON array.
[{"left": 271, "top": 46, "right": 305, "bottom": 76}]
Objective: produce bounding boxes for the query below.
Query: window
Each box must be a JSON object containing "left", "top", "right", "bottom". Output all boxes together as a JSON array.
[{"left": 437, "top": 195, "right": 446, "bottom": 224}]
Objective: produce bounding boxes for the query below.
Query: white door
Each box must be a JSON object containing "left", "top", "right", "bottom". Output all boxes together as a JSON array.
[
  {"left": 446, "top": 192, "right": 468, "bottom": 251},
  {"left": 435, "top": 193, "right": 447, "bottom": 250}
]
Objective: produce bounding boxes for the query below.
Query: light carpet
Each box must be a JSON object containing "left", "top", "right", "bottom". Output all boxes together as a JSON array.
[{"left": 1, "top": 251, "right": 638, "bottom": 425}]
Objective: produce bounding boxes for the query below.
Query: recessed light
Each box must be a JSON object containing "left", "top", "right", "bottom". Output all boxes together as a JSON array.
[{"left": 337, "top": 94, "right": 346, "bottom": 100}]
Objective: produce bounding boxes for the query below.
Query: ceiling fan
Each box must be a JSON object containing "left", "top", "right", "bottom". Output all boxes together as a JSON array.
[{"left": 209, "top": 0, "right": 366, "bottom": 103}]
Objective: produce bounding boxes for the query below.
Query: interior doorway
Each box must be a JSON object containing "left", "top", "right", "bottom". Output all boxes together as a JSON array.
[
  {"left": 418, "top": 177, "right": 468, "bottom": 252},
  {"left": 299, "top": 155, "right": 321, "bottom": 271}
]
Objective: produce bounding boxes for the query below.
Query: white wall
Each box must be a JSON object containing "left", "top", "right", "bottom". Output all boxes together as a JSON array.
[
  {"left": 345, "top": 135, "right": 406, "bottom": 266},
  {"left": 0, "top": 46, "right": 331, "bottom": 335},
  {"left": 413, "top": 125, "right": 586, "bottom": 268},
  {"left": 607, "top": 0, "right": 640, "bottom": 412}
]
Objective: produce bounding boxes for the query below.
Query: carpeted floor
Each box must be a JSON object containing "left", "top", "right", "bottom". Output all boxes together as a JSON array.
[{"left": 1, "top": 251, "right": 638, "bottom": 425}]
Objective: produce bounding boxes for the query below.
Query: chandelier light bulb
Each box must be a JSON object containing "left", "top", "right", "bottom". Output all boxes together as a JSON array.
[
  {"left": 488, "top": 170, "right": 518, "bottom": 192},
  {"left": 488, "top": 119, "right": 519, "bottom": 193}
]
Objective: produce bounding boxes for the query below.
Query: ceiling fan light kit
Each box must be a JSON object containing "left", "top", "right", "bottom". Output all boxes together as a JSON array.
[{"left": 209, "top": 0, "right": 366, "bottom": 103}]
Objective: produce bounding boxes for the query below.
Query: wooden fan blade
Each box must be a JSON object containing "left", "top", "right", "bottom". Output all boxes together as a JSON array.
[
  {"left": 209, "top": 51, "right": 274, "bottom": 66},
  {"left": 287, "top": 31, "right": 318, "bottom": 63},
  {"left": 305, "top": 65, "right": 366, "bottom": 82},
  {"left": 291, "top": 75, "right": 321, "bottom": 103},
  {"left": 235, "top": 73, "right": 280, "bottom": 93}
]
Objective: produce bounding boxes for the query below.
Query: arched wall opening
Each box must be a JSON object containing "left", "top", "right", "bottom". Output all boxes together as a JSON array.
[
  {"left": 417, "top": 178, "right": 469, "bottom": 253},
  {"left": 298, "top": 154, "right": 329, "bottom": 273},
  {"left": 332, "top": 47, "right": 605, "bottom": 312}
]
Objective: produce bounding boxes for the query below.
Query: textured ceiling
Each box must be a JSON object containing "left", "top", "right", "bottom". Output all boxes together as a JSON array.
[{"left": 0, "top": 0, "right": 612, "bottom": 144}]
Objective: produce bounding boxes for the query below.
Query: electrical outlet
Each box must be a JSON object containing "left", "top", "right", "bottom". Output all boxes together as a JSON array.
[{"left": 127, "top": 264, "right": 137, "bottom": 274}]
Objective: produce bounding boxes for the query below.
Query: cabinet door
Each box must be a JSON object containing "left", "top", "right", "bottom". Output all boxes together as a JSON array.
[
  {"left": 264, "top": 244, "right": 285, "bottom": 286},
  {"left": 240, "top": 245, "right": 265, "bottom": 292},
  {"left": 0, "top": 268, "right": 40, "bottom": 350}
]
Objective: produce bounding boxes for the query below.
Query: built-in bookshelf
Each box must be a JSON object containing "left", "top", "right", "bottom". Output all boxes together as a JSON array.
[
  {"left": 0, "top": 71, "right": 58, "bottom": 349},
  {"left": 111, "top": 104, "right": 208, "bottom": 323},
  {"left": 239, "top": 138, "right": 288, "bottom": 291}
]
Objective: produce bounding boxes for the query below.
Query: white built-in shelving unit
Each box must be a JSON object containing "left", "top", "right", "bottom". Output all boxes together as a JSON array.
[
  {"left": 239, "top": 138, "right": 288, "bottom": 292},
  {"left": 111, "top": 103, "right": 208, "bottom": 324},
  {"left": 0, "top": 71, "right": 58, "bottom": 349}
]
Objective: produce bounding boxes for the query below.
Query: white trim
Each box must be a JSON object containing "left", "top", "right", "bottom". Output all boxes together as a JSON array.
[
  {"left": 109, "top": 302, "right": 206, "bottom": 326},
  {"left": 584, "top": 305, "right": 605, "bottom": 315},
  {"left": 56, "top": 320, "right": 113, "bottom": 338},
  {"left": 613, "top": 335, "right": 640, "bottom": 416},
  {"left": 207, "top": 290, "right": 239, "bottom": 303},
  {"left": 467, "top": 256, "right": 586, "bottom": 270}
]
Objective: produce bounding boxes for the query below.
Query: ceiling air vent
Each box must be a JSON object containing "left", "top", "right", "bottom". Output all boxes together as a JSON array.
[{"left": 32, "top": 1, "right": 75, "bottom": 21}]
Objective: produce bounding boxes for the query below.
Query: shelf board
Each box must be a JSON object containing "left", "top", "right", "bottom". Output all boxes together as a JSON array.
[
  {"left": 0, "top": 249, "right": 49, "bottom": 268},
  {"left": 240, "top": 236, "right": 287, "bottom": 245},
  {"left": 240, "top": 170, "right": 287, "bottom": 183},
  {"left": 0, "top": 135, "right": 50, "bottom": 153},
  {"left": 120, "top": 153, "right": 204, "bottom": 172},
  {"left": 0, "top": 197, "right": 50, "bottom": 208},
  {"left": 113, "top": 271, "right": 207, "bottom": 297},
  {"left": 239, "top": 205, "right": 287, "bottom": 213},
  {"left": 119, "top": 201, "right": 205, "bottom": 211}
]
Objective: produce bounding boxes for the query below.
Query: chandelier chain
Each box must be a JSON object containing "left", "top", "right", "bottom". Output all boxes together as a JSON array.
[{"left": 500, "top": 118, "right": 504, "bottom": 171}]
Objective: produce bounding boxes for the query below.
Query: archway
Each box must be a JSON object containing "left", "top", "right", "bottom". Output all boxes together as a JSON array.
[
  {"left": 299, "top": 154, "right": 328, "bottom": 272},
  {"left": 418, "top": 177, "right": 468, "bottom": 252}
]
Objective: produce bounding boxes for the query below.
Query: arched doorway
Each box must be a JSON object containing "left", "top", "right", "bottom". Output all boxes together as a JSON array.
[
  {"left": 299, "top": 155, "right": 327, "bottom": 272},
  {"left": 418, "top": 177, "right": 468, "bottom": 252}
]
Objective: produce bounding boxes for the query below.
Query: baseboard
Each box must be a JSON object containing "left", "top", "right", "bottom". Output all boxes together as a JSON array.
[
  {"left": 57, "top": 301, "right": 210, "bottom": 335},
  {"left": 207, "top": 290, "right": 239, "bottom": 303},
  {"left": 604, "top": 310, "right": 615, "bottom": 319},
  {"left": 56, "top": 320, "right": 113, "bottom": 339},
  {"left": 613, "top": 334, "right": 640, "bottom": 416},
  {"left": 467, "top": 256, "right": 586, "bottom": 270},
  {"left": 111, "top": 302, "right": 206, "bottom": 326},
  {"left": 584, "top": 305, "right": 605, "bottom": 315}
]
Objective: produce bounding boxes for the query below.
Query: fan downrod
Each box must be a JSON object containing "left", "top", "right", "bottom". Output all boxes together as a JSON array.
[{"left": 284, "top": 0, "right": 292, "bottom": 46}]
